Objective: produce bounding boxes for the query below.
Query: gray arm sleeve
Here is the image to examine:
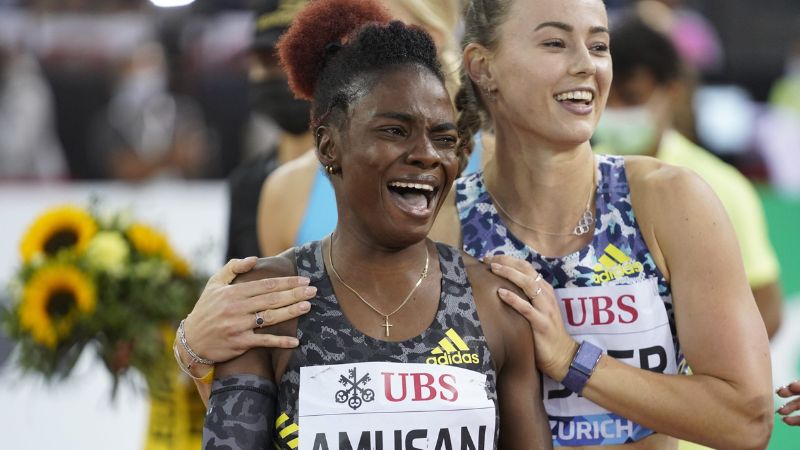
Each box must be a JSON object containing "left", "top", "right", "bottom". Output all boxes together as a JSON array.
[{"left": 203, "top": 374, "right": 277, "bottom": 449}]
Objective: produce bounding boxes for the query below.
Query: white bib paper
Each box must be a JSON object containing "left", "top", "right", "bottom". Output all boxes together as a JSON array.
[
  {"left": 545, "top": 278, "right": 677, "bottom": 445},
  {"left": 298, "top": 361, "right": 496, "bottom": 449}
]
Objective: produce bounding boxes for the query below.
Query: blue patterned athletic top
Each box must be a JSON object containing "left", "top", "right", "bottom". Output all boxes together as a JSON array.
[{"left": 456, "top": 154, "right": 687, "bottom": 446}]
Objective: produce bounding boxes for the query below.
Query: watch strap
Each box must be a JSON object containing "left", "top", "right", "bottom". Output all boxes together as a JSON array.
[{"left": 562, "top": 340, "right": 603, "bottom": 395}]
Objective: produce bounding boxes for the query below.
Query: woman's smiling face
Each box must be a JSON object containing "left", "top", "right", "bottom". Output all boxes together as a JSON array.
[
  {"left": 488, "top": 0, "right": 612, "bottom": 147},
  {"left": 327, "top": 65, "right": 459, "bottom": 248}
]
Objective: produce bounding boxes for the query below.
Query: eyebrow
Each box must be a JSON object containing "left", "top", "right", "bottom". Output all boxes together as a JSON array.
[
  {"left": 374, "top": 112, "right": 457, "bottom": 132},
  {"left": 430, "top": 123, "right": 457, "bottom": 133},
  {"left": 374, "top": 111, "right": 414, "bottom": 122},
  {"left": 534, "top": 21, "right": 610, "bottom": 35}
]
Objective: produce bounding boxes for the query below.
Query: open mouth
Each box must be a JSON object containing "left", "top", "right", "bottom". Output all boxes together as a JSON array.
[
  {"left": 387, "top": 180, "right": 438, "bottom": 216},
  {"left": 554, "top": 90, "right": 595, "bottom": 106}
]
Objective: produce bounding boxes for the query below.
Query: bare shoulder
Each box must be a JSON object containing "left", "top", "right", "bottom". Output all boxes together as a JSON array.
[
  {"left": 460, "top": 251, "right": 533, "bottom": 365},
  {"left": 461, "top": 252, "right": 517, "bottom": 299},
  {"left": 261, "top": 150, "right": 318, "bottom": 207},
  {"left": 624, "top": 155, "right": 715, "bottom": 203},
  {"left": 624, "top": 155, "right": 722, "bottom": 227},
  {"left": 265, "top": 150, "right": 319, "bottom": 190},
  {"left": 624, "top": 156, "right": 730, "bottom": 280},
  {"left": 233, "top": 248, "right": 297, "bottom": 284},
  {"left": 258, "top": 150, "right": 320, "bottom": 254}
]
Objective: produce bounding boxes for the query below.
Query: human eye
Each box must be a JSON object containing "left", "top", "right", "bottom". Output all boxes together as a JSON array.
[
  {"left": 379, "top": 126, "right": 407, "bottom": 138},
  {"left": 590, "top": 41, "right": 609, "bottom": 53},
  {"left": 542, "top": 39, "right": 566, "bottom": 49},
  {"left": 433, "top": 134, "right": 458, "bottom": 150}
]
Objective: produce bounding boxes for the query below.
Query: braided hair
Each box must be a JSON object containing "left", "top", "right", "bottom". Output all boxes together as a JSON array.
[
  {"left": 454, "top": 0, "right": 512, "bottom": 156},
  {"left": 276, "top": 0, "right": 445, "bottom": 133}
]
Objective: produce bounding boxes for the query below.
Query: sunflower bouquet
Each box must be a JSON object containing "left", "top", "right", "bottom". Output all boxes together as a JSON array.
[{"left": 1, "top": 203, "right": 205, "bottom": 394}]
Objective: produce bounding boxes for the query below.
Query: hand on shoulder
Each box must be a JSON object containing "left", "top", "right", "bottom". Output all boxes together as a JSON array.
[{"left": 180, "top": 250, "right": 315, "bottom": 371}]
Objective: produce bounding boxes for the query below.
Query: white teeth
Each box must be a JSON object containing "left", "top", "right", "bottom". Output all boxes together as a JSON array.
[
  {"left": 555, "top": 90, "right": 594, "bottom": 102},
  {"left": 388, "top": 181, "right": 434, "bottom": 192}
]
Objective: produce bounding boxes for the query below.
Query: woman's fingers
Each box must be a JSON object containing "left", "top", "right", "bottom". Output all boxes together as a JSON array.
[
  {"left": 485, "top": 254, "right": 536, "bottom": 273},
  {"left": 776, "top": 381, "right": 800, "bottom": 426},
  {"left": 208, "top": 257, "right": 258, "bottom": 286},
  {"left": 776, "top": 380, "right": 800, "bottom": 398},
  {"left": 184, "top": 270, "right": 314, "bottom": 360},
  {"left": 489, "top": 261, "right": 542, "bottom": 300},
  {"left": 233, "top": 275, "right": 311, "bottom": 299},
  {"left": 245, "top": 332, "right": 301, "bottom": 349},
  {"left": 250, "top": 301, "right": 312, "bottom": 329},
  {"left": 777, "top": 398, "right": 800, "bottom": 415},
  {"left": 487, "top": 255, "right": 579, "bottom": 380},
  {"left": 777, "top": 397, "right": 800, "bottom": 426},
  {"left": 246, "top": 285, "right": 316, "bottom": 313},
  {"left": 783, "top": 415, "right": 800, "bottom": 426},
  {"left": 498, "top": 288, "right": 546, "bottom": 323}
]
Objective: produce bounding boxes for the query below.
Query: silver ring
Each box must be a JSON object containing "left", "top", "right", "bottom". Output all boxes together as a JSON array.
[
  {"left": 530, "top": 286, "right": 543, "bottom": 300},
  {"left": 254, "top": 311, "right": 265, "bottom": 328},
  {"left": 534, "top": 273, "right": 543, "bottom": 283}
]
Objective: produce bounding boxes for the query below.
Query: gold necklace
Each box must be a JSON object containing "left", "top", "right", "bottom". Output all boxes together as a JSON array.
[
  {"left": 487, "top": 162, "right": 596, "bottom": 237},
  {"left": 327, "top": 238, "right": 429, "bottom": 337}
]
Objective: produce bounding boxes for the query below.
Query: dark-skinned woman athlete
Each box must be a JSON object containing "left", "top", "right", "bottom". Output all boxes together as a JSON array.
[{"left": 200, "top": 1, "right": 552, "bottom": 448}]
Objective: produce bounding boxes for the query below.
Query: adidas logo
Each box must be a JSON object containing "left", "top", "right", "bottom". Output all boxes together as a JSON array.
[
  {"left": 592, "top": 244, "right": 644, "bottom": 284},
  {"left": 275, "top": 412, "right": 299, "bottom": 449},
  {"left": 425, "top": 328, "right": 480, "bottom": 365}
]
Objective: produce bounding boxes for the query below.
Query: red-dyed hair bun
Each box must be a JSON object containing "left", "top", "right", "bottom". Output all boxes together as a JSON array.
[{"left": 277, "top": 0, "right": 392, "bottom": 100}]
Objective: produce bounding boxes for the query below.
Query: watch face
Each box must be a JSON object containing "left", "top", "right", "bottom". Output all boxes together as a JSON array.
[{"left": 573, "top": 341, "right": 602, "bottom": 374}]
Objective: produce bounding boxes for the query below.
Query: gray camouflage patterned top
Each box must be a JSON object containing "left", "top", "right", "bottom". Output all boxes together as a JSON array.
[{"left": 274, "top": 240, "right": 499, "bottom": 449}]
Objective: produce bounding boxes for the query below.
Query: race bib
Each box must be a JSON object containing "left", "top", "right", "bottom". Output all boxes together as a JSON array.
[
  {"left": 546, "top": 278, "right": 677, "bottom": 446},
  {"left": 298, "top": 361, "right": 496, "bottom": 449}
]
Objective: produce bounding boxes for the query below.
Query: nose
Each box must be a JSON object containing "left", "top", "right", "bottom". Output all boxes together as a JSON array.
[
  {"left": 569, "top": 45, "right": 597, "bottom": 77},
  {"left": 405, "top": 135, "right": 442, "bottom": 169}
]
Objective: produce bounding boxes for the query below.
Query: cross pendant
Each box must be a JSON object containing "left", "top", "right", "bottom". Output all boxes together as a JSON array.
[{"left": 382, "top": 316, "right": 393, "bottom": 337}]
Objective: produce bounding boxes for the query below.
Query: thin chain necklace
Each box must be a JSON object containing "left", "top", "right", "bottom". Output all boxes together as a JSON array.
[
  {"left": 487, "top": 161, "right": 596, "bottom": 237},
  {"left": 327, "top": 238, "right": 429, "bottom": 337}
]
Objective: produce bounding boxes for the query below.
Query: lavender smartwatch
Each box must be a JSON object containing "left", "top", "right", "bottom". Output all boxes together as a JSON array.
[{"left": 562, "top": 340, "right": 603, "bottom": 395}]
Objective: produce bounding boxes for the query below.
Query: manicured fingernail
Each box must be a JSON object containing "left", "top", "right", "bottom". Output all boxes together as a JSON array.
[
  {"left": 304, "top": 286, "right": 317, "bottom": 296},
  {"left": 491, "top": 263, "right": 501, "bottom": 271},
  {"left": 298, "top": 301, "right": 311, "bottom": 311},
  {"left": 299, "top": 277, "right": 310, "bottom": 286},
  {"left": 498, "top": 288, "right": 509, "bottom": 296},
  {"left": 244, "top": 256, "right": 257, "bottom": 262},
  {"left": 288, "top": 338, "right": 299, "bottom": 347}
]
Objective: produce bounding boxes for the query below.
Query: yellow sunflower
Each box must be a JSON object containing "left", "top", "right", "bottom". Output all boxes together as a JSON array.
[
  {"left": 127, "top": 223, "right": 169, "bottom": 257},
  {"left": 165, "top": 248, "right": 191, "bottom": 277},
  {"left": 128, "top": 223, "right": 190, "bottom": 276},
  {"left": 20, "top": 205, "right": 97, "bottom": 263},
  {"left": 19, "top": 265, "right": 96, "bottom": 349}
]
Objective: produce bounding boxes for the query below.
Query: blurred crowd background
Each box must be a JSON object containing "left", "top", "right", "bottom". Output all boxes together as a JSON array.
[
  {"left": 0, "top": 0, "right": 799, "bottom": 449},
  {"left": 1, "top": 0, "right": 799, "bottom": 187}
]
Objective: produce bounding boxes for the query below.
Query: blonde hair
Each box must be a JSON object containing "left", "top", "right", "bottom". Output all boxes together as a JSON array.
[{"left": 382, "top": 0, "right": 462, "bottom": 96}]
